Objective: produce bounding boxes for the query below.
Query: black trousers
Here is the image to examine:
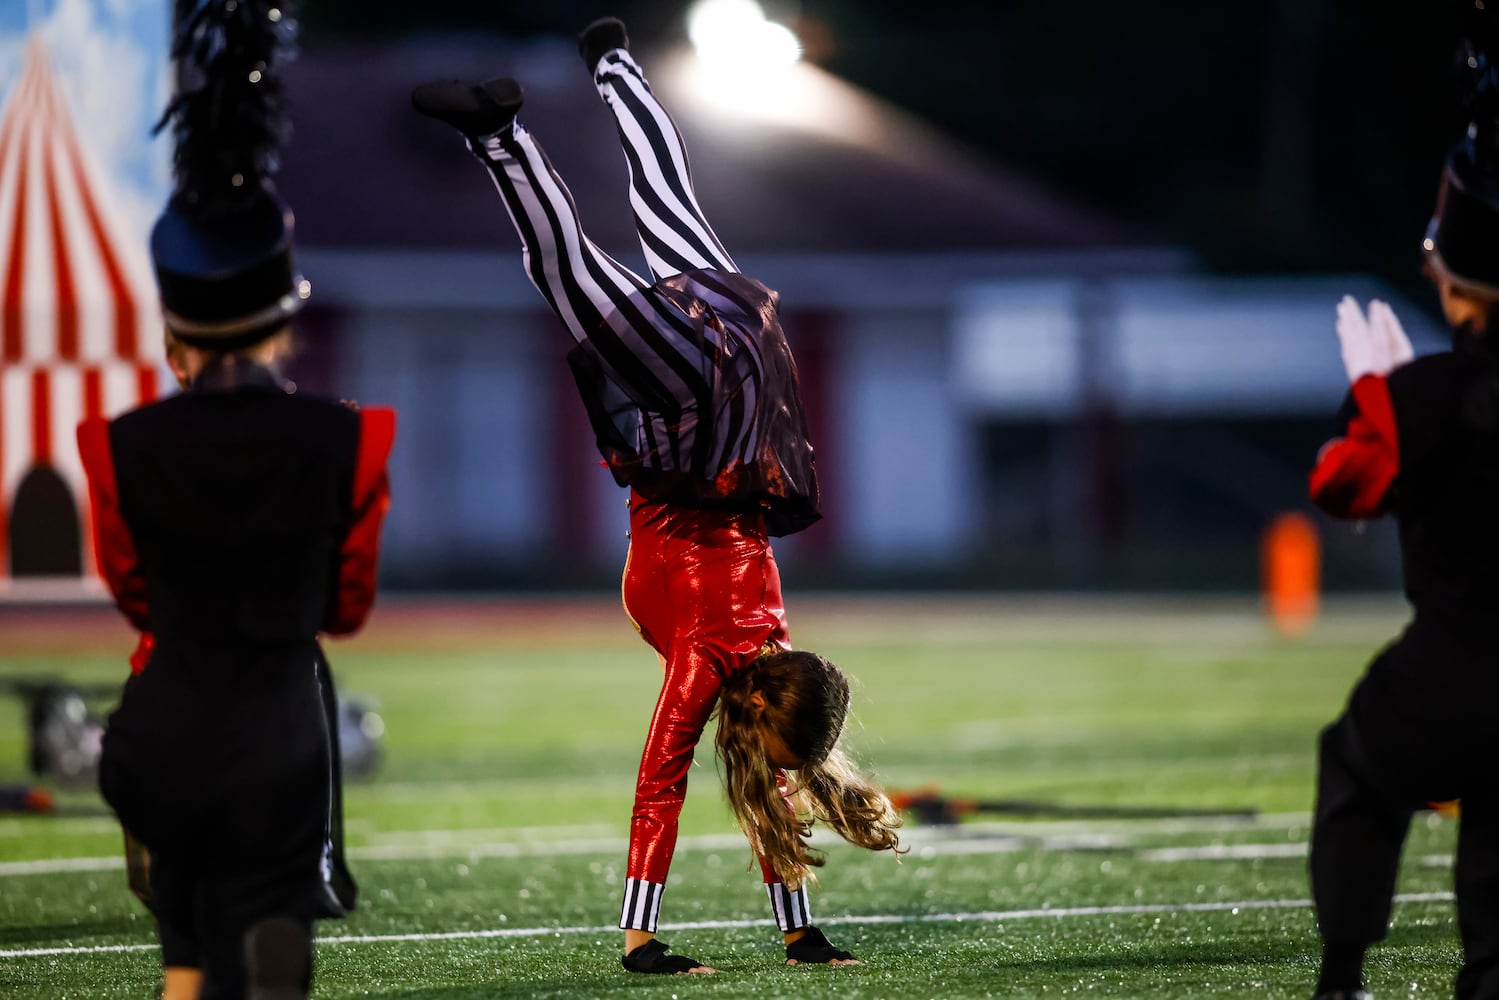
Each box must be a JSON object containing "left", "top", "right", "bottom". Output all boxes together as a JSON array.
[
  {"left": 1311, "top": 631, "right": 1499, "bottom": 998},
  {"left": 101, "top": 645, "right": 332, "bottom": 998}
]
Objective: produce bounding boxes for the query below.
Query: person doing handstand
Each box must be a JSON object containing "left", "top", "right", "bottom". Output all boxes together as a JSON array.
[{"left": 411, "top": 16, "right": 903, "bottom": 976}]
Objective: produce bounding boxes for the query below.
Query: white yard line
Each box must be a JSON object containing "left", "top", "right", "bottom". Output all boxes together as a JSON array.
[
  {"left": 0, "top": 855, "right": 123, "bottom": 874},
  {"left": 0, "top": 812, "right": 1314, "bottom": 876},
  {"left": 1139, "top": 843, "right": 1309, "bottom": 862},
  {"left": 0, "top": 892, "right": 1457, "bottom": 960}
]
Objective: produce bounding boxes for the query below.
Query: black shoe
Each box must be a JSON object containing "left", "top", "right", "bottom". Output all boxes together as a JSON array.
[
  {"left": 1310, "top": 991, "right": 1372, "bottom": 1000},
  {"left": 579, "top": 16, "right": 629, "bottom": 72},
  {"left": 479, "top": 77, "right": 525, "bottom": 120},
  {"left": 410, "top": 78, "right": 523, "bottom": 137}
]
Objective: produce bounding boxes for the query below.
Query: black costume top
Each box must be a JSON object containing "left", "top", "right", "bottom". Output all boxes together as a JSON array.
[
  {"left": 1314, "top": 350, "right": 1499, "bottom": 641},
  {"left": 1311, "top": 347, "right": 1499, "bottom": 760},
  {"left": 567, "top": 269, "right": 820, "bottom": 537},
  {"left": 77, "top": 358, "right": 395, "bottom": 852}
]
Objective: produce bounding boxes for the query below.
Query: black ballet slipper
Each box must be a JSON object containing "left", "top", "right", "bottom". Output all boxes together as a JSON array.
[
  {"left": 579, "top": 16, "right": 630, "bottom": 72},
  {"left": 410, "top": 78, "right": 522, "bottom": 137},
  {"left": 785, "top": 926, "right": 855, "bottom": 964}
]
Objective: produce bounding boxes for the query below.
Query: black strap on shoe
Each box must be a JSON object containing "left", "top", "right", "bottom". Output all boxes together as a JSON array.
[
  {"left": 622, "top": 939, "right": 704, "bottom": 974},
  {"left": 785, "top": 926, "right": 854, "bottom": 964}
]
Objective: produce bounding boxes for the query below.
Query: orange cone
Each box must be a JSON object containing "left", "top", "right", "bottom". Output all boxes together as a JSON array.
[{"left": 1262, "top": 512, "right": 1321, "bottom": 637}]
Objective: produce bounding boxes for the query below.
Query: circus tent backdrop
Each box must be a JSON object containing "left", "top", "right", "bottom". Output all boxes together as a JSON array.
[{"left": 0, "top": 36, "right": 162, "bottom": 593}]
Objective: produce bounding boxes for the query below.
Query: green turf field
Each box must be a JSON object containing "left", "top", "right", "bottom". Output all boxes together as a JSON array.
[{"left": 0, "top": 595, "right": 1466, "bottom": 998}]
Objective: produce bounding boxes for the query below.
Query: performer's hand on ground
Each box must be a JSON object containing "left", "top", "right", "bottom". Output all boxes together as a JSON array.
[
  {"left": 785, "top": 926, "right": 859, "bottom": 965},
  {"left": 622, "top": 936, "right": 716, "bottom": 974}
]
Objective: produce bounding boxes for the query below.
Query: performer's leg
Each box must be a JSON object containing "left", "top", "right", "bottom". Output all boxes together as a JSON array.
[
  {"left": 473, "top": 122, "right": 655, "bottom": 346},
  {"left": 753, "top": 782, "right": 856, "bottom": 964},
  {"left": 161, "top": 966, "right": 204, "bottom": 1000},
  {"left": 150, "top": 851, "right": 206, "bottom": 1000},
  {"left": 473, "top": 119, "right": 715, "bottom": 402},
  {"left": 1455, "top": 793, "right": 1499, "bottom": 999},
  {"left": 619, "top": 640, "right": 724, "bottom": 932},
  {"left": 149, "top": 853, "right": 209, "bottom": 999},
  {"left": 313, "top": 648, "right": 356, "bottom": 916},
  {"left": 588, "top": 47, "right": 738, "bottom": 279},
  {"left": 758, "top": 772, "right": 813, "bottom": 935},
  {"left": 1308, "top": 718, "right": 1412, "bottom": 994}
]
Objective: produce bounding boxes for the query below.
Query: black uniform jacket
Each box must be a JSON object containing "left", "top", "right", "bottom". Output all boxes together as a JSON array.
[
  {"left": 1310, "top": 350, "right": 1499, "bottom": 782},
  {"left": 76, "top": 359, "right": 395, "bottom": 854}
]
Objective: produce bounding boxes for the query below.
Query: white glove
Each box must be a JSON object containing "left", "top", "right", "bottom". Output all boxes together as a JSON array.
[
  {"left": 1336, "top": 295, "right": 1386, "bottom": 383},
  {"left": 1367, "top": 299, "right": 1414, "bottom": 370}
]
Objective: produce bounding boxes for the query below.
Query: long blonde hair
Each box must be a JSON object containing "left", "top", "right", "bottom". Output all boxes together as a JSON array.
[{"left": 714, "top": 647, "right": 904, "bottom": 887}]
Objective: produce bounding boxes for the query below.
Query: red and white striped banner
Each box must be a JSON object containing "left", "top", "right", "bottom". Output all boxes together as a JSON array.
[{"left": 0, "top": 37, "right": 162, "bottom": 585}]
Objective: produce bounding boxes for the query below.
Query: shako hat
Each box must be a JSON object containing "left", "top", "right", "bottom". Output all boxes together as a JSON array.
[
  {"left": 150, "top": 0, "right": 308, "bottom": 347},
  {"left": 1426, "top": 0, "right": 1499, "bottom": 296}
]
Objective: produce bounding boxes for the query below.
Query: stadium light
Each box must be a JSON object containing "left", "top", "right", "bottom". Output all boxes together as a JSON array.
[
  {"left": 682, "top": 0, "right": 805, "bottom": 116},
  {"left": 686, "top": 0, "right": 801, "bottom": 72}
]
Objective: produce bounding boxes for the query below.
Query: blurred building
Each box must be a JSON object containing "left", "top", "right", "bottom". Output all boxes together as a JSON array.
[
  {"left": 272, "top": 34, "right": 1432, "bottom": 594},
  {"left": 0, "top": 36, "right": 163, "bottom": 598}
]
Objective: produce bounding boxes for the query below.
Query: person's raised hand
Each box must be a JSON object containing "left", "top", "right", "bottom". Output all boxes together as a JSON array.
[
  {"left": 1336, "top": 295, "right": 1388, "bottom": 383},
  {"left": 1368, "top": 299, "right": 1414, "bottom": 372}
]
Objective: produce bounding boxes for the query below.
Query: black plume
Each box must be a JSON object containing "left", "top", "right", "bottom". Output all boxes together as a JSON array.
[
  {"left": 156, "top": 0, "right": 300, "bottom": 224},
  {"left": 1455, "top": 0, "right": 1499, "bottom": 177}
]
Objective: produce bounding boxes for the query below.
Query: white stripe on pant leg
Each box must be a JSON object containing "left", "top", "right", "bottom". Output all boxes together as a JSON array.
[
  {"left": 766, "top": 883, "right": 812, "bottom": 932},
  {"left": 611, "top": 111, "right": 725, "bottom": 276},
  {"left": 595, "top": 54, "right": 736, "bottom": 275},
  {"left": 494, "top": 128, "right": 714, "bottom": 380},
  {"left": 478, "top": 131, "right": 595, "bottom": 342},
  {"left": 605, "top": 55, "right": 723, "bottom": 248},
  {"left": 610, "top": 82, "right": 735, "bottom": 273},
  {"left": 620, "top": 877, "right": 664, "bottom": 932},
  {"left": 480, "top": 127, "right": 650, "bottom": 347}
]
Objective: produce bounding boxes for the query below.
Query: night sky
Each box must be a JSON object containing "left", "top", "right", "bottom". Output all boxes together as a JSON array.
[{"left": 304, "top": 1, "right": 1466, "bottom": 301}]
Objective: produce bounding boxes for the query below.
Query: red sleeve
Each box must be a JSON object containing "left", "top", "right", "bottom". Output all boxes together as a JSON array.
[
  {"left": 324, "top": 407, "right": 396, "bottom": 636},
  {"left": 76, "top": 418, "right": 150, "bottom": 632},
  {"left": 128, "top": 632, "right": 155, "bottom": 676},
  {"left": 1309, "top": 374, "right": 1399, "bottom": 520},
  {"left": 627, "top": 645, "right": 724, "bottom": 884}
]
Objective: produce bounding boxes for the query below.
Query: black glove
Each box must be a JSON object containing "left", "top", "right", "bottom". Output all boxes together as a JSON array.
[
  {"left": 785, "top": 926, "right": 855, "bottom": 964},
  {"left": 622, "top": 939, "right": 708, "bottom": 974}
]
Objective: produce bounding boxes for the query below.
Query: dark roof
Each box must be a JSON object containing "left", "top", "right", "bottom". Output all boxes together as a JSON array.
[{"left": 278, "top": 34, "right": 1140, "bottom": 255}]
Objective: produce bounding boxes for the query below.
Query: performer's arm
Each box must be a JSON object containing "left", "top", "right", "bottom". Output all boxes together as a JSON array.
[
  {"left": 627, "top": 646, "right": 723, "bottom": 885},
  {"left": 1309, "top": 374, "right": 1399, "bottom": 520},
  {"left": 325, "top": 407, "right": 396, "bottom": 636},
  {"left": 77, "top": 418, "right": 150, "bottom": 632}
]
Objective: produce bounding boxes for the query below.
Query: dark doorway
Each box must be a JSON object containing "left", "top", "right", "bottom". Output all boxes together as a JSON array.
[{"left": 9, "top": 465, "right": 81, "bottom": 576}]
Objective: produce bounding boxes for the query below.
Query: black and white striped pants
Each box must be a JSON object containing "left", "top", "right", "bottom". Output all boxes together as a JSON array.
[{"left": 473, "top": 51, "right": 736, "bottom": 406}]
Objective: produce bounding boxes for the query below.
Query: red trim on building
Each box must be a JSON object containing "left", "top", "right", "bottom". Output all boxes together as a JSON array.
[
  {"left": 554, "top": 347, "right": 597, "bottom": 566},
  {"left": 30, "top": 368, "right": 50, "bottom": 464},
  {"left": 785, "top": 307, "right": 835, "bottom": 554}
]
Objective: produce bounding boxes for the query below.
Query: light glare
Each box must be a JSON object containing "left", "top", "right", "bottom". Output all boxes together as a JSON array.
[{"left": 686, "top": 0, "right": 802, "bottom": 69}]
